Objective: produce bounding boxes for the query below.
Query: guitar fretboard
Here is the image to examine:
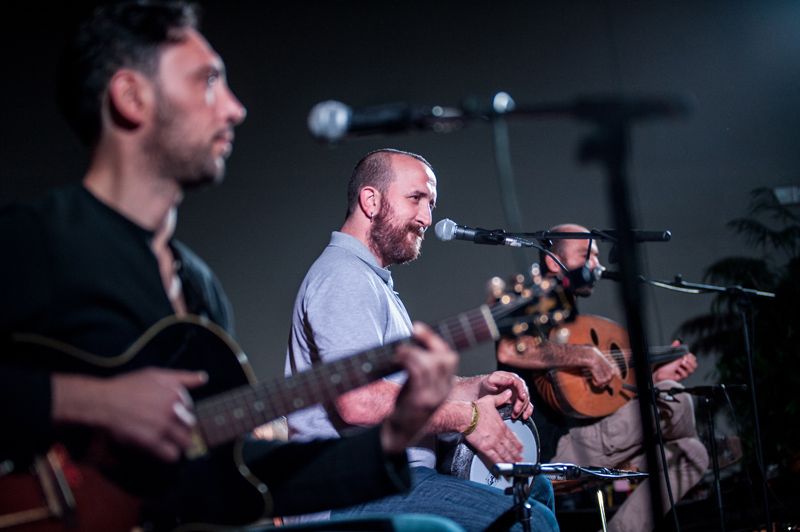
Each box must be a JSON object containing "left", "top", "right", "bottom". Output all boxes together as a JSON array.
[{"left": 196, "top": 304, "right": 501, "bottom": 448}]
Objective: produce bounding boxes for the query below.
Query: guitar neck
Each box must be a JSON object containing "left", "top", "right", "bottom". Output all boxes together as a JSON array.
[{"left": 197, "top": 304, "right": 500, "bottom": 448}]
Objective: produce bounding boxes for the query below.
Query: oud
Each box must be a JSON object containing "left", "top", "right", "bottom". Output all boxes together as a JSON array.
[{"left": 533, "top": 314, "right": 689, "bottom": 419}]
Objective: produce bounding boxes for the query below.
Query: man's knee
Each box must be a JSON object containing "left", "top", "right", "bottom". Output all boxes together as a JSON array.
[
  {"left": 681, "top": 437, "right": 710, "bottom": 474},
  {"left": 529, "top": 475, "right": 555, "bottom": 511}
]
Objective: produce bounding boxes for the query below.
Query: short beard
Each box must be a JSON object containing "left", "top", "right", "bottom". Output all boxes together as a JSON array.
[
  {"left": 369, "top": 200, "right": 423, "bottom": 266},
  {"left": 144, "top": 87, "right": 223, "bottom": 189}
]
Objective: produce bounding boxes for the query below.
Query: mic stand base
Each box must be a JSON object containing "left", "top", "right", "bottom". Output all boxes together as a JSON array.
[
  {"left": 485, "top": 475, "right": 533, "bottom": 532},
  {"left": 512, "top": 476, "right": 533, "bottom": 532}
]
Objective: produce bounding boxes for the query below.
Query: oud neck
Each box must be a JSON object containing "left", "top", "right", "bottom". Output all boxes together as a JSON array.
[
  {"left": 197, "top": 304, "right": 499, "bottom": 448},
  {"left": 645, "top": 345, "right": 689, "bottom": 366}
]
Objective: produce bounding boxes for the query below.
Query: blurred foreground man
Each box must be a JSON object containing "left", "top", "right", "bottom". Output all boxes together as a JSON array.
[{"left": 0, "top": 3, "right": 459, "bottom": 529}]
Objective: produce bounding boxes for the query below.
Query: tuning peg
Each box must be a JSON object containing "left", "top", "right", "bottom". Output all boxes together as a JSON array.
[
  {"left": 553, "top": 327, "right": 571, "bottom": 344},
  {"left": 530, "top": 263, "right": 543, "bottom": 284},
  {"left": 487, "top": 276, "right": 506, "bottom": 300}
]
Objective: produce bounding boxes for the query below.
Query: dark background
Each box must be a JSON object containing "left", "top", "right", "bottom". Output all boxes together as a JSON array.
[{"left": 2, "top": 1, "right": 797, "bottom": 383}]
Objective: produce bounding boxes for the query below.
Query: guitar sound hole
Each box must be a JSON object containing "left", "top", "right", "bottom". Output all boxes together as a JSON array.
[
  {"left": 610, "top": 342, "right": 626, "bottom": 378},
  {"left": 588, "top": 382, "right": 614, "bottom": 396}
]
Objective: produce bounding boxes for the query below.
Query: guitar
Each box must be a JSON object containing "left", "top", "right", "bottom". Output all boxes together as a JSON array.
[
  {"left": 533, "top": 314, "right": 689, "bottom": 419},
  {"left": 0, "top": 274, "right": 573, "bottom": 531}
]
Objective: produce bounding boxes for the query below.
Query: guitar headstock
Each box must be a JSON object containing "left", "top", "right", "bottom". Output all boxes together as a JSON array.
[{"left": 488, "top": 264, "right": 575, "bottom": 340}]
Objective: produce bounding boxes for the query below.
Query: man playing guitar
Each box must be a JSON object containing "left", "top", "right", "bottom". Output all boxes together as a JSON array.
[{"left": 0, "top": 3, "right": 459, "bottom": 529}]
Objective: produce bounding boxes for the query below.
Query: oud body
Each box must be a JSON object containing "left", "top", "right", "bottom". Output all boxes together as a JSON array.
[{"left": 534, "top": 315, "right": 687, "bottom": 419}]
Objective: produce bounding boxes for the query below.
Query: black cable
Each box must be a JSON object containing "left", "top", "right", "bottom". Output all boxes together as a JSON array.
[
  {"left": 720, "top": 383, "right": 762, "bottom": 523},
  {"left": 650, "top": 385, "right": 680, "bottom": 528},
  {"left": 739, "top": 303, "right": 772, "bottom": 530}
]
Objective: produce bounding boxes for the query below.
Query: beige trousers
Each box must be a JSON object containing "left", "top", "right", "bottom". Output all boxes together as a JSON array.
[{"left": 552, "top": 380, "right": 710, "bottom": 532}]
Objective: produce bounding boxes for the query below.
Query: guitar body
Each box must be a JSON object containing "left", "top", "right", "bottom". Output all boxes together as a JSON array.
[
  {"left": 0, "top": 446, "right": 141, "bottom": 531},
  {"left": 3, "top": 316, "right": 271, "bottom": 530},
  {"left": 534, "top": 315, "right": 637, "bottom": 419}
]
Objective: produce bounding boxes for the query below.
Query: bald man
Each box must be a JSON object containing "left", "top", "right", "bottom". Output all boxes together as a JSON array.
[
  {"left": 497, "top": 224, "right": 709, "bottom": 532},
  {"left": 285, "top": 149, "right": 559, "bottom": 531}
]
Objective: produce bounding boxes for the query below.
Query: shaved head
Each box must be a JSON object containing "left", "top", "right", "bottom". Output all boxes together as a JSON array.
[{"left": 548, "top": 223, "right": 589, "bottom": 259}]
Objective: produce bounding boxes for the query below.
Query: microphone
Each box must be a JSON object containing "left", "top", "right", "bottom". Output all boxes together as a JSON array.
[
  {"left": 492, "top": 462, "right": 541, "bottom": 478},
  {"left": 600, "top": 270, "right": 653, "bottom": 284},
  {"left": 308, "top": 100, "right": 465, "bottom": 142},
  {"left": 434, "top": 218, "right": 518, "bottom": 246},
  {"left": 567, "top": 265, "right": 604, "bottom": 284},
  {"left": 662, "top": 384, "right": 747, "bottom": 398},
  {"left": 567, "top": 95, "right": 693, "bottom": 123},
  {"left": 600, "top": 230, "right": 672, "bottom": 243}
]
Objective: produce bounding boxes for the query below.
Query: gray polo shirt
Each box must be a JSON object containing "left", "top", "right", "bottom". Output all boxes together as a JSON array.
[{"left": 285, "top": 231, "right": 435, "bottom": 469}]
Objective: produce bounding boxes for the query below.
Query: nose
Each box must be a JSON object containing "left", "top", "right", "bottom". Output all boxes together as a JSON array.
[
  {"left": 224, "top": 86, "right": 247, "bottom": 126},
  {"left": 417, "top": 202, "right": 432, "bottom": 228}
]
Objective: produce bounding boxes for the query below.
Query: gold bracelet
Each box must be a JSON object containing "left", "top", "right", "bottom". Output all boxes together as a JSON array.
[{"left": 462, "top": 401, "right": 480, "bottom": 436}]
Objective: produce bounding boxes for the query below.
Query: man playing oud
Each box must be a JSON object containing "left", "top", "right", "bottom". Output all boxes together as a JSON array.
[{"left": 497, "top": 224, "right": 709, "bottom": 532}]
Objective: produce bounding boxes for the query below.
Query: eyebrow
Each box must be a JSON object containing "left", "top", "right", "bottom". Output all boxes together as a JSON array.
[
  {"left": 196, "top": 60, "right": 227, "bottom": 80},
  {"left": 410, "top": 188, "right": 436, "bottom": 204}
]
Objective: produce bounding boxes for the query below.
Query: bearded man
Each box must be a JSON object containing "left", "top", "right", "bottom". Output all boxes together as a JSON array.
[
  {"left": 496, "top": 224, "right": 709, "bottom": 532},
  {"left": 0, "top": 4, "right": 461, "bottom": 528},
  {"left": 285, "top": 148, "right": 559, "bottom": 531}
]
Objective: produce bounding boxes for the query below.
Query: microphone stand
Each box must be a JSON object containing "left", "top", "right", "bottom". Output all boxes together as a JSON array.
[
  {"left": 482, "top": 92, "right": 691, "bottom": 529},
  {"left": 642, "top": 276, "right": 775, "bottom": 530},
  {"left": 488, "top": 463, "right": 650, "bottom": 532},
  {"left": 660, "top": 384, "right": 748, "bottom": 532},
  {"left": 570, "top": 107, "right": 669, "bottom": 530}
]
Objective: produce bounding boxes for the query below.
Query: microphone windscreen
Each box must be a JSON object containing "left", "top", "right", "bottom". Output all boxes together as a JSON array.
[
  {"left": 308, "top": 100, "right": 351, "bottom": 141},
  {"left": 434, "top": 219, "right": 456, "bottom": 241},
  {"left": 600, "top": 270, "right": 623, "bottom": 282}
]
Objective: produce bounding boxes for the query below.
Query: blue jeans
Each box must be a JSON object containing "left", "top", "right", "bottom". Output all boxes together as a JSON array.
[
  {"left": 331, "top": 467, "right": 559, "bottom": 532},
  {"left": 267, "top": 513, "right": 464, "bottom": 531}
]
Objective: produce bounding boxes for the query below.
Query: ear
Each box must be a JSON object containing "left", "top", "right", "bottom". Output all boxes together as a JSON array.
[
  {"left": 357, "top": 186, "right": 380, "bottom": 219},
  {"left": 105, "top": 69, "right": 154, "bottom": 130},
  {"left": 543, "top": 253, "right": 562, "bottom": 275}
]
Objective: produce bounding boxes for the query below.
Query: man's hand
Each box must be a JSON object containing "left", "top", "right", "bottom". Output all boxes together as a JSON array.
[
  {"left": 477, "top": 371, "right": 532, "bottom": 420},
  {"left": 653, "top": 343, "right": 698, "bottom": 382},
  {"left": 52, "top": 368, "right": 208, "bottom": 462},
  {"left": 583, "top": 346, "right": 619, "bottom": 387},
  {"left": 465, "top": 391, "right": 523, "bottom": 467},
  {"left": 496, "top": 336, "right": 619, "bottom": 389},
  {"left": 380, "top": 323, "right": 458, "bottom": 454}
]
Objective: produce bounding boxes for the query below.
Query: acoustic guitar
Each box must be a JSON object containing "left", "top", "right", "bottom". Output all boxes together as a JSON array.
[
  {"left": 533, "top": 314, "right": 689, "bottom": 419},
  {"left": 0, "top": 274, "right": 573, "bottom": 531}
]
